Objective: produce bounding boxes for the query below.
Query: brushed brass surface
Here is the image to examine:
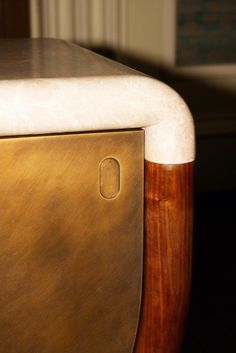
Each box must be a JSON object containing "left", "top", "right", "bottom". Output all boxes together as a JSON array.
[{"left": 0, "top": 130, "right": 144, "bottom": 353}]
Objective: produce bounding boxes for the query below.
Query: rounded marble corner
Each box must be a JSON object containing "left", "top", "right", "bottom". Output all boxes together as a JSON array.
[
  {"left": 137, "top": 76, "right": 196, "bottom": 164},
  {"left": 0, "top": 40, "right": 195, "bottom": 165}
]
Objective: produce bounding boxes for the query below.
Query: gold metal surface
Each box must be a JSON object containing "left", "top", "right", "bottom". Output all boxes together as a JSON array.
[
  {"left": 99, "top": 157, "right": 120, "bottom": 199},
  {"left": 0, "top": 130, "right": 144, "bottom": 353}
]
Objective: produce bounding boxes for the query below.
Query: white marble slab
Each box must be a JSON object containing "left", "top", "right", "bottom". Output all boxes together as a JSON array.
[{"left": 0, "top": 39, "right": 195, "bottom": 164}]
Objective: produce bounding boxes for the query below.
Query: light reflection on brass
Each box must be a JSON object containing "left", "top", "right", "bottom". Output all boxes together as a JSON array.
[
  {"left": 99, "top": 157, "right": 120, "bottom": 199},
  {"left": 0, "top": 130, "right": 144, "bottom": 353}
]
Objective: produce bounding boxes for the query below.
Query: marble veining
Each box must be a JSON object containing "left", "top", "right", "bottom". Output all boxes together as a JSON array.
[{"left": 0, "top": 39, "right": 195, "bottom": 164}]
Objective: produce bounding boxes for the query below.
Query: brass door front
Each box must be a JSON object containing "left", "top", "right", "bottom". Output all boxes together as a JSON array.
[{"left": 0, "top": 130, "right": 144, "bottom": 353}]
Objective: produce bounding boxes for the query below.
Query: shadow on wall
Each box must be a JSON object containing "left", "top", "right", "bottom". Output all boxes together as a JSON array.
[{"left": 87, "top": 45, "right": 236, "bottom": 193}]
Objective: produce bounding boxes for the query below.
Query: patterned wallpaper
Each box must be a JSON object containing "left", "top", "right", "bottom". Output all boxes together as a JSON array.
[{"left": 177, "top": 0, "right": 236, "bottom": 65}]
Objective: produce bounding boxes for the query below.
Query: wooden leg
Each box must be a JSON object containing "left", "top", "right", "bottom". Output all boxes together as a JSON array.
[{"left": 134, "top": 161, "right": 194, "bottom": 353}]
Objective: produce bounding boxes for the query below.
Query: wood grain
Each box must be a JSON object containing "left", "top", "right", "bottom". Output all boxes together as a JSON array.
[{"left": 134, "top": 161, "right": 194, "bottom": 353}]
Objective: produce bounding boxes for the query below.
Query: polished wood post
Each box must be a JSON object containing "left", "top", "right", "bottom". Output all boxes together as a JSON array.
[{"left": 134, "top": 161, "right": 194, "bottom": 353}]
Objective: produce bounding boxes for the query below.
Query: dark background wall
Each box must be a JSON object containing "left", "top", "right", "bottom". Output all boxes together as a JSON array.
[
  {"left": 0, "top": 0, "right": 29, "bottom": 38},
  {"left": 177, "top": 0, "right": 236, "bottom": 65}
]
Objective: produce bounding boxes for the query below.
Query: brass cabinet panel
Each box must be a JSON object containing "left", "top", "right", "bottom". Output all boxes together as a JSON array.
[{"left": 0, "top": 130, "right": 144, "bottom": 353}]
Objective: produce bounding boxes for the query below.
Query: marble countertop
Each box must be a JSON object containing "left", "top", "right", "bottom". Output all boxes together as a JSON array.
[{"left": 0, "top": 39, "right": 195, "bottom": 164}]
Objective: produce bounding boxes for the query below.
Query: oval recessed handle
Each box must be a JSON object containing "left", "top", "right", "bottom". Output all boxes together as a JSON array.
[{"left": 99, "top": 158, "right": 120, "bottom": 199}]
